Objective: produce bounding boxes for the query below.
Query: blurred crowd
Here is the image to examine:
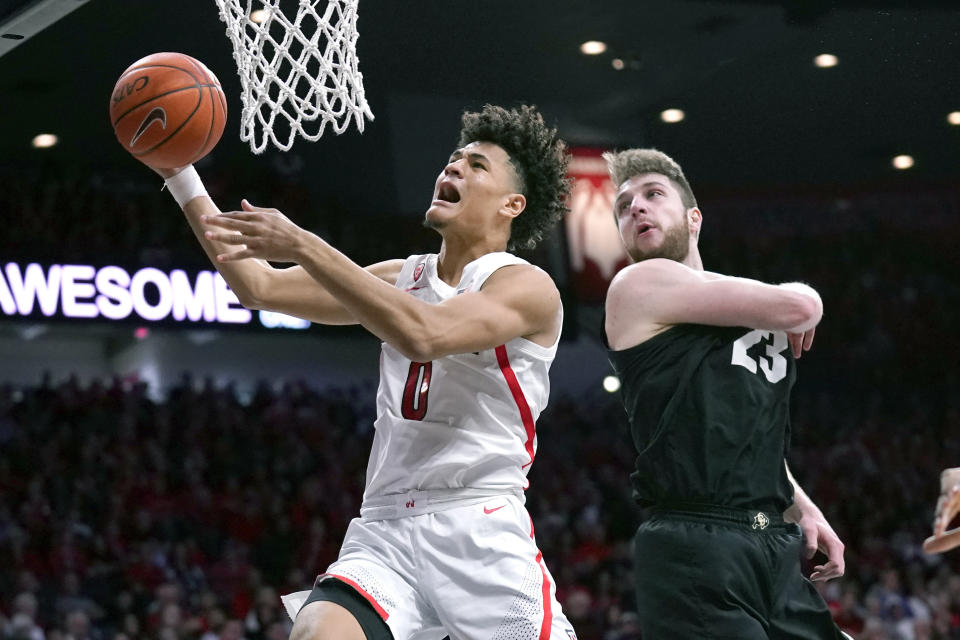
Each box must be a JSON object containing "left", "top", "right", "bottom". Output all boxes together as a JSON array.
[{"left": 2, "top": 168, "right": 959, "bottom": 639}]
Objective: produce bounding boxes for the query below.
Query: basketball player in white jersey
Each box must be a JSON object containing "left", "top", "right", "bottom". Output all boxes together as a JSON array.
[{"left": 151, "top": 105, "right": 576, "bottom": 640}]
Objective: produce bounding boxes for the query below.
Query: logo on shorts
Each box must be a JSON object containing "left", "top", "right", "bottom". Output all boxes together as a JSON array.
[
  {"left": 405, "top": 499, "right": 415, "bottom": 508},
  {"left": 752, "top": 511, "right": 770, "bottom": 530},
  {"left": 483, "top": 504, "right": 506, "bottom": 515},
  {"left": 413, "top": 263, "right": 425, "bottom": 281}
]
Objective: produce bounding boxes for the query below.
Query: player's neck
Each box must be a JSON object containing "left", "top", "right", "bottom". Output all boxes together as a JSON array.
[
  {"left": 436, "top": 237, "right": 506, "bottom": 286},
  {"left": 682, "top": 246, "right": 704, "bottom": 271}
]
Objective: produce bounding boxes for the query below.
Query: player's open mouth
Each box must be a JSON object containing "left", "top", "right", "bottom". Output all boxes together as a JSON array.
[
  {"left": 436, "top": 182, "right": 461, "bottom": 204},
  {"left": 637, "top": 223, "right": 654, "bottom": 237}
]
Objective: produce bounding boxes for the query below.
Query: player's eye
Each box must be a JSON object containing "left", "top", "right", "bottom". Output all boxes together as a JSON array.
[{"left": 472, "top": 161, "right": 486, "bottom": 170}]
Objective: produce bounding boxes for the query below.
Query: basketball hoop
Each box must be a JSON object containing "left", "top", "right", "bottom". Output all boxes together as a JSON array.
[{"left": 213, "top": 0, "right": 374, "bottom": 154}]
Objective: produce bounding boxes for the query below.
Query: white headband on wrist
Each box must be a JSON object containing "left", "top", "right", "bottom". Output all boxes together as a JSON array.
[{"left": 163, "top": 166, "right": 208, "bottom": 209}]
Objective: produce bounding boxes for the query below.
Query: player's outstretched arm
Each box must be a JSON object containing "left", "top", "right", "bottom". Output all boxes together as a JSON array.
[
  {"left": 157, "top": 166, "right": 402, "bottom": 325},
  {"left": 783, "top": 463, "right": 845, "bottom": 581},
  {"left": 923, "top": 467, "right": 960, "bottom": 554},
  {"left": 203, "top": 205, "right": 561, "bottom": 360},
  {"left": 605, "top": 258, "right": 822, "bottom": 350}
]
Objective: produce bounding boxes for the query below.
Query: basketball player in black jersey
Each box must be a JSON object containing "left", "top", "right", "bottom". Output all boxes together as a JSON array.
[{"left": 602, "top": 148, "right": 850, "bottom": 639}]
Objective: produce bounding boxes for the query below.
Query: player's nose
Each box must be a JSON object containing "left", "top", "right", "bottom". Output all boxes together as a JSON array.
[{"left": 444, "top": 158, "right": 465, "bottom": 178}]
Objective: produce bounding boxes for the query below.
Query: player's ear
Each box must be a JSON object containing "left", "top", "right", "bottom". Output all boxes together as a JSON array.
[
  {"left": 688, "top": 207, "right": 702, "bottom": 237},
  {"left": 501, "top": 193, "right": 526, "bottom": 220}
]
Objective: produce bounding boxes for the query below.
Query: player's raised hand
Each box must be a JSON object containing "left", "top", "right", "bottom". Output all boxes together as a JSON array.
[
  {"left": 203, "top": 199, "right": 311, "bottom": 263},
  {"left": 923, "top": 468, "right": 960, "bottom": 554},
  {"left": 787, "top": 327, "right": 816, "bottom": 359}
]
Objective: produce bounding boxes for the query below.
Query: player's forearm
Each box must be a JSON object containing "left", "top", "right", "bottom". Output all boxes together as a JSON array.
[
  {"left": 180, "top": 195, "right": 273, "bottom": 307},
  {"left": 293, "top": 233, "right": 434, "bottom": 359},
  {"left": 160, "top": 166, "right": 272, "bottom": 307},
  {"left": 785, "top": 462, "right": 824, "bottom": 518}
]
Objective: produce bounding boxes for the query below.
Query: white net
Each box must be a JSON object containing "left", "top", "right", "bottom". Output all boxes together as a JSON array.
[{"left": 214, "top": 0, "right": 374, "bottom": 154}]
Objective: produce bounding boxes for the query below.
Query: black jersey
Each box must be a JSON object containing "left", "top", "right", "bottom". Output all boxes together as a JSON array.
[{"left": 607, "top": 323, "right": 795, "bottom": 512}]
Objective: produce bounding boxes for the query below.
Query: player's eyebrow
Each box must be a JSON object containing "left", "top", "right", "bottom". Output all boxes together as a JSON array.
[
  {"left": 616, "top": 180, "right": 669, "bottom": 203},
  {"left": 448, "top": 150, "right": 491, "bottom": 166}
]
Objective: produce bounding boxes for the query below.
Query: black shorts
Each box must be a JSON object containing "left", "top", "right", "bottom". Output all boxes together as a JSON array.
[
  {"left": 632, "top": 504, "right": 847, "bottom": 640},
  {"left": 302, "top": 577, "right": 394, "bottom": 640}
]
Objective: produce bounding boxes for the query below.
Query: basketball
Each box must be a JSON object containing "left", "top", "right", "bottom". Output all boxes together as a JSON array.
[{"left": 109, "top": 52, "right": 227, "bottom": 169}]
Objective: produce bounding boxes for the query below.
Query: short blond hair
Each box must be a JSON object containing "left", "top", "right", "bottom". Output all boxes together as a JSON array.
[{"left": 602, "top": 148, "right": 697, "bottom": 209}]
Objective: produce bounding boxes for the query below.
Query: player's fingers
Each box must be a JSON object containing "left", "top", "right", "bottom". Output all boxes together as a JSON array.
[
  {"left": 241, "top": 199, "right": 280, "bottom": 214},
  {"left": 810, "top": 561, "right": 842, "bottom": 581},
  {"left": 803, "top": 327, "right": 816, "bottom": 351},
  {"left": 923, "top": 529, "right": 960, "bottom": 554},
  {"left": 205, "top": 211, "right": 260, "bottom": 226},
  {"left": 820, "top": 532, "right": 845, "bottom": 573},
  {"left": 800, "top": 524, "right": 818, "bottom": 558},
  {"left": 204, "top": 230, "right": 246, "bottom": 245},
  {"left": 217, "top": 248, "right": 254, "bottom": 262},
  {"left": 788, "top": 333, "right": 803, "bottom": 359}
]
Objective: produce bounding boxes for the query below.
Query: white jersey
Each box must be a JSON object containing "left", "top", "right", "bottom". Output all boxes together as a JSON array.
[{"left": 362, "top": 252, "right": 560, "bottom": 506}]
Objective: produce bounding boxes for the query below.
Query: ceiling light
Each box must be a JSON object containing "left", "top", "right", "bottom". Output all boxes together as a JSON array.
[
  {"left": 250, "top": 9, "right": 269, "bottom": 24},
  {"left": 32, "top": 133, "right": 58, "bottom": 148},
  {"left": 611, "top": 58, "right": 624, "bottom": 71},
  {"left": 892, "top": 155, "right": 914, "bottom": 170},
  {"left": 660, "top": 108, "right": 685, "bottom": 123},
  {"left": 603, "top": 375, "right": 621, "bottom": 393},
  {"left": 814, "top": 54, "right": 838, "bottom": 68},
  {"left": 580, "top": 41, "right": 607, "bottom": 55},
  {"left": 948, "top": 111, "right": 960, "bottom": 125}
]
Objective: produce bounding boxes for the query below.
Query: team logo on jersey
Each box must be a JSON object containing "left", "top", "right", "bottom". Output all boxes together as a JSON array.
[
  {"left": 751, "top": 511, "right": 770, "bottom": 530},
  {"left": 413, "top": 263, "right": 425, "bottom": 281}
]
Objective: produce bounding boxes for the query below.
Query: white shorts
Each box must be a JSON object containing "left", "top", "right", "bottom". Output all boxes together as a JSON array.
[{"left": 282, "top": 491, "right": 576, "bottom": 640}]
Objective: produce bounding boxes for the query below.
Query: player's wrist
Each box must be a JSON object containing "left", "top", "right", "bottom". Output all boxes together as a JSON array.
[{"left": 163, "top": 165, "right": 208, "bottom": 209}]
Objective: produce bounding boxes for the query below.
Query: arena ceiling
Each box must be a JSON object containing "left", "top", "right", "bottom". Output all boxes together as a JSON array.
[{"left": 1, "top": 0, "right": 958, "bottom": 215}]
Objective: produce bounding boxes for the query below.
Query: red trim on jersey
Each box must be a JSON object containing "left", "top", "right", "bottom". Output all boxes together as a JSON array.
[
  {"left": 535, "top": 551, "right": 553, "bottom": 640},
  {"left": 495, "top": 344, "right": 536, "bottom": 469},
  {"left": 321, "top": 573, "right": 390, "bottom": 621}
]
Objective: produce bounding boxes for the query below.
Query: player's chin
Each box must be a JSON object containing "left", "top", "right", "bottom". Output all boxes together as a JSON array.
[{"left": 424, "top": 205, "right": 452, "bottom": 228}]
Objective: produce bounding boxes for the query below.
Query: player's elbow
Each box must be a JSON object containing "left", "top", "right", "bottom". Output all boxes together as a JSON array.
[
  {"left": 782, "top": 291, "right": 822, "bottom": 333},
  {"left": 394, "top": 335, "right": 436, "bottom": 363}
]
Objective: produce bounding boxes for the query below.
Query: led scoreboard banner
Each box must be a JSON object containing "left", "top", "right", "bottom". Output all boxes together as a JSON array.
[{"left": 0, "top": 262, "right": 309, "bottom": 331}]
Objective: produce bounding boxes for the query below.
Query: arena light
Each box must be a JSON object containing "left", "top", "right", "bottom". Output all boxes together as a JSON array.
[
  {"left": 892, "top": 154, "right": 914, "bottom": 170},
  {"left": 948, "top": 111, "right": 960, "bottom": 125},
  {"left": 32, "top": 133, "right": 58, "bottom": 148},
  {"left": 249, "top": 9, "right": 269, "bottom": 24},
  {"left": 660, "top": 108, "right": 685, "bottom": 123},
  {"left": 814, "top": 53, "right": 838, "bottom": 68},
  {"left": 603, "top": 375, "right": 621, "bottom": 393},
  {"left": 580, "top": 40, "right": 607, "bottom": 55},
  {"left": 611, "top": 58, "right": 625, "bottom": 71}
]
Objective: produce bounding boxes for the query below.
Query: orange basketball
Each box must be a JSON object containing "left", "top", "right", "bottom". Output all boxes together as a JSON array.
[{"left": 110, "top": 52, "right": 227, "bottom": 169}]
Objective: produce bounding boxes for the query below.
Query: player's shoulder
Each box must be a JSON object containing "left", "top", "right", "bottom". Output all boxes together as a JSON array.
[
  {"left": 486, "top": 261, "right": 557, "bottom": 292},
  {"left": 608, "top": 258, "right": 691, "bottom": 300},
  {"left": 365, "top": 258, "right": 406, "bottom": 285}
]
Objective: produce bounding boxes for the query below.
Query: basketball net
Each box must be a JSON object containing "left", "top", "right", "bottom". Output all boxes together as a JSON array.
[{"left": 213, "top": 0, "right": 374, "bottom": 154}]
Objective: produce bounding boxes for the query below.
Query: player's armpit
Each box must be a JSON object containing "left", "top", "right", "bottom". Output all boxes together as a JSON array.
[
  {"left": 409, "top": 265, "right": 561, "bottom": 361},
  {"left": 606, "top": 258, "right": 821, "bottom": 348}
]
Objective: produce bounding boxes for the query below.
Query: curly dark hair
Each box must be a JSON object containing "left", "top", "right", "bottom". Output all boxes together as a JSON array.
[{"left": 457, "top": 104, "right": 571, "bottom": 251}]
